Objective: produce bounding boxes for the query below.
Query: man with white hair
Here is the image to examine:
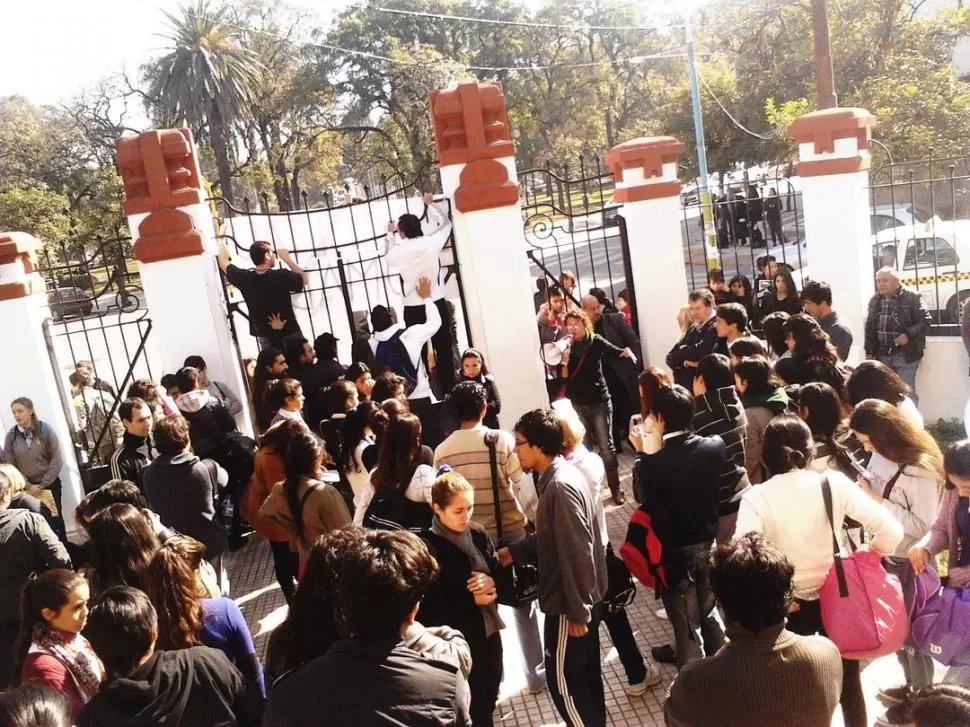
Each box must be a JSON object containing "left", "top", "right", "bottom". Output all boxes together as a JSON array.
[{"left": 864, "top": 267, "right": 932, "bottom": 402}]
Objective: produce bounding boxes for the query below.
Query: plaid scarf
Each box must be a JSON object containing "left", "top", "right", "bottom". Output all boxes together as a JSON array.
[{"left": 31, "top": 623, "right": 101, "bottom": 702}]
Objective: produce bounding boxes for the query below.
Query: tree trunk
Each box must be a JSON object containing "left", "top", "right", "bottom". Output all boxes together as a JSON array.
[{"left": 210, "top": 103, "right": 234, "bottom": 206}]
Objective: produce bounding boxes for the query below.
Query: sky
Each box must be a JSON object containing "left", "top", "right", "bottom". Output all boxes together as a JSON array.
[{"left": 2, "top": 0, "right": 676, "bottom": 108}]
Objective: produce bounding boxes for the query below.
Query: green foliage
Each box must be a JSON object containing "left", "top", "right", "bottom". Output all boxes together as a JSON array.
[
  {"left": 0, "top": 96, "right": 125, "bottom": 250},
  {"left": 927, "top": 418, "right": 967, "bottom": 452}
]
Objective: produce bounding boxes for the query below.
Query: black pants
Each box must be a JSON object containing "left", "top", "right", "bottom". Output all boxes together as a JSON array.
[
  {"left": 787, "top": 598, "right": 865, "bottom": 727},
  {"left": 269, "top": 539, "right": 299, "bottom": 605},
  {"left": 469, "top": 633, "right": 503, "bottom": 727},
  {"left": 409, "top": 397, "right": 444, "bottom": 450},
  {"left": 602, "top": 606, "right": 647, "bottom": 685},
  {"left": 544, "top": 610, "right": 606, "bottom": 727},
  {"left": 767, "top": 216, "right": 784, "bottom": 246},
  {"left": 45, "top": 479, "right": 67, "bottom": 544},
  {"left": 404, "top": 298, "right": 458, "bottom": 394}
]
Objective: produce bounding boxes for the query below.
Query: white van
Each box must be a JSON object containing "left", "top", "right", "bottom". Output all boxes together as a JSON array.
[{"left": 794, "top": 214, "right": 970, "bottom": 323}]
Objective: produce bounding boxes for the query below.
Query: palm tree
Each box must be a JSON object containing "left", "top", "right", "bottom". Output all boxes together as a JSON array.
[{"left": 145, "top": 0, "right": 263, "bottom": 204}]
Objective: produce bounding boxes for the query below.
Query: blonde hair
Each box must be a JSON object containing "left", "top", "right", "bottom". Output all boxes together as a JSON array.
[
  {"left": 551, "top": 400, "right": 586, "bottom": 451},
  {"left": 677, "top": 305, "right": 691, "bottom": 334},
  {"left": 0, "top": 464, "right": 26, "bottom": 496},
  {"left": 431, "top": 471, "right": 475, "bottom": 510}
]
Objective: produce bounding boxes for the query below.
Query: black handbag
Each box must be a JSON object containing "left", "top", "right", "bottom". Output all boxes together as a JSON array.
[
  {"left": 602, "top": 542, "right": 636, "bottom": 614},
  {"left": 485, "top": 431, "right": 539, "bottom": 608}
]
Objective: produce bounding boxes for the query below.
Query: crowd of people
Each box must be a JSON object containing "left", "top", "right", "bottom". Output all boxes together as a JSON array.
[{"left": 1, "top": 196, "right": 968, "bottom": 727}]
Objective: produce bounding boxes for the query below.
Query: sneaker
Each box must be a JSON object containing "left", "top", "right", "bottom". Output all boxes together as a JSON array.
[
  {"left": 878, "top": 685, "right": 912, "bottom": 706},
  {"left": 656, "top": 607, "right": 668, "bottom": 621},
  {"left": 625, "top": 663, "right": 662, "bottom": 697},
  {"left": 875, "top": 701, "right": 914, "bottom": 727}
]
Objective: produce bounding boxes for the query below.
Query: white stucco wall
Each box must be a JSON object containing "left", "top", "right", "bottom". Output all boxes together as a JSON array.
[{"left": 918, "top": 336, "right": 970, "bottom": 430}]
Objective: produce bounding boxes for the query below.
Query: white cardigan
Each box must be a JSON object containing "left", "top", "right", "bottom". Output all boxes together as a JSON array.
[
  {"left": 736, "top": 468, "right": 903, "bottom": 600},
  {"left": 863, "top": 451, "right": 941, "bottom": 555}
]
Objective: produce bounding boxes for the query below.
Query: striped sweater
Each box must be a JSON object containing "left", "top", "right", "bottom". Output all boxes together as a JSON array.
[{"left": 692, "top": 387, "right": 751, "bottom": 516}]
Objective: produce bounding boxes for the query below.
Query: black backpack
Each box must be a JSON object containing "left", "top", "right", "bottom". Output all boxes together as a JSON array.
[{"left": 375, "top": 330, "right": 419, "bottom": 393}]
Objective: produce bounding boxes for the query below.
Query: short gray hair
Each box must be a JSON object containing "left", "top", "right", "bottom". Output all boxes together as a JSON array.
[{"left": 876, "top": 267, "right": 901, "bottom": 282}]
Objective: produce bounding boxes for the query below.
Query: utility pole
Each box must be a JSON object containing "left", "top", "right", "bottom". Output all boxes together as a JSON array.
[
  {"left": 811, "top": 0, "right": 838, "bottom": 109},
  {"left": 685, "top": 9, "right": 717, "bottom": 269}
]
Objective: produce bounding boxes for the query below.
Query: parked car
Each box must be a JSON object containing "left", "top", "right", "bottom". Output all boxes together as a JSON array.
[{"left": 48, "top": 286, "right": 93, "bottom": 320}]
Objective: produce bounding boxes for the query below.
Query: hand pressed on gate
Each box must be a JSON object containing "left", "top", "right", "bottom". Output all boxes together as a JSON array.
[
  {"left": 416, "top": 276, "right": 433, "bottom": 300},
  {"left": 267, "top": 313, "right": 288, "bottom": 331}
]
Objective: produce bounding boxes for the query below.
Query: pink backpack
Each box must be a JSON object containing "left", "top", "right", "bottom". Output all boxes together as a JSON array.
[{"left": 818, "top": 477, "right": 908, "bottom": 659}]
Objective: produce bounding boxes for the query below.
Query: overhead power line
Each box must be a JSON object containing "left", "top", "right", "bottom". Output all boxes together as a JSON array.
[
  {"left": 347, "top": 3, "right": 684, "bottom": 33},
  {"left": 697, "top": 72, "right": 778, "bottom": 140},
  {"left": 191, "top": 13, "right": 689, "bottom": 72}
]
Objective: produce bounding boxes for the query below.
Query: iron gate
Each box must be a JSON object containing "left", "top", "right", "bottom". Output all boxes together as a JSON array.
[
  {"left": 210, "top": 171, "right": 473, "bottom": 365},
  {"left": 38, "top": 235, "right": 157, "bottom": 488},
  {"left": 868, "top": 156, "right": 970, "bottom": 331},
  {"left": 521, "top": 156, "right": 638, "bottom": 322}
]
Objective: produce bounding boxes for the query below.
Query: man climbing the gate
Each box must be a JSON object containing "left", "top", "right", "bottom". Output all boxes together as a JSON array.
[
  {"left": 384, "top": 193, "right": 459, "bottom": 394},
  {"left": 217, "top": 239, "right": 309, "bottom": 352},
  {"left": 369, "top": 277, "right": 444, "bottom": 447}
]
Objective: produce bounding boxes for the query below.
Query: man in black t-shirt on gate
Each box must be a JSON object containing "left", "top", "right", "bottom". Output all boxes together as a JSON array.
[{"left": 218, "top": 240, "right": 308, "bottom": 351}]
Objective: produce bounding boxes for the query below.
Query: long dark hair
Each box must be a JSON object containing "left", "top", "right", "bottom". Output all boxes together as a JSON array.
[
  {"left": 86, "top": 503, "right": 160, "bottom": 595},
  {"left": 762, "top": 415, "right": 815, "bottom": 476},
  {"left": 339, "top": 402, "right": 378, "bottom": 474},
  {"left": 143, "top": 537, "right": 205, "bottom": 651},
  {"left": 283, "top": 432, "right": 324, "bottom": 544},
  {"left": 846, "top": 360, "right": 911, "bottom": 406},
  {"left": 798, "top": 382, "right": 848, "bottom": 443},
  {"left": 371, "top": 413, "right": 422, "bottom": 493},
  {"left": 783, "top": 314, "right": 838, "bottom": 364},
  {"left": 15, "top": 570, "right": 87, "bottom": 686},
  {"left": 735, "top": 356, "right": 784, "bottom": 398},
  {"left": 772, "top": 270, "right": 799, "bottom": 300},
  {"left": 728, "top": 274, "right": 754, "bottom": 307},
  {"left": 268, "top": 531, "right": 352, "bottom": 680}
]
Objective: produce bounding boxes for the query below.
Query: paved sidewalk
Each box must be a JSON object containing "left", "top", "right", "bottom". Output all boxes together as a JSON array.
[{"left": 226, "top": 453, "right": 914, "bottom": 726}]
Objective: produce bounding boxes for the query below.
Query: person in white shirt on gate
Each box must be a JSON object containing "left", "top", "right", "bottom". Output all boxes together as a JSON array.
[
  {"left": 384, "top": 194, "right": 458, "bottom": 394},
  {"left": 369, "top": 277, "right": 444, "bottom": 448}
]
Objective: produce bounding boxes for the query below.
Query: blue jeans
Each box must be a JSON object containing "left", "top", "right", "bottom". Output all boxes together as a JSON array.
[
  {"left": 659, "top": 542, "right": 725, "bottom": 668},
  {"left": 574, "top": 401, "right": 617, "bottom": 471},
  {"left": 879, "top": 352, "right": 920, "bottom": 404}
]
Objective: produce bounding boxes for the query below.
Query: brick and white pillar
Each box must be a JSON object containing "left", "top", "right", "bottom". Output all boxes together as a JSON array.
[
  {"left": 788, "top": 108, "right": 877, "bottom": 364},
  {"left": 603, "top": 137, "right": 690, "bottom": 369},
  {"left": 115, "top": 129, "right": 251, "bottom": 433},
  {"left": 0, "top": 232, "right": 85, "bottom": 539},
  {"left": 429, "top": 82, "right": 548, "bottom": 424}
]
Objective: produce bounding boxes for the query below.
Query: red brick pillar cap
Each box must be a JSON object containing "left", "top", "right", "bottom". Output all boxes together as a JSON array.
[
  {"left": 116, "top": 128, "right": 205, "bottom": 216},
  {"left": 0, "top": 232, "right": 42, "bottom": 301},
  {"left": 430, "top": 82, "right": 516, "bottom": 167},
  {"left": 787, "top": 108, "right": 877, "bottom": 178},
  {"left": 604, "top": 136, "right": 685, "bottom": 203}
]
